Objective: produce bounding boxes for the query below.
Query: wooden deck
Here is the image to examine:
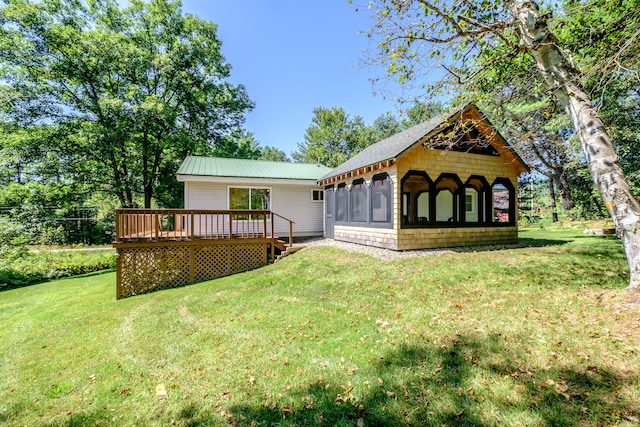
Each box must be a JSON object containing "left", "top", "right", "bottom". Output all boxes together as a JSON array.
[{"left": 113, "top": 209, "right": 294, "bottom": 299}]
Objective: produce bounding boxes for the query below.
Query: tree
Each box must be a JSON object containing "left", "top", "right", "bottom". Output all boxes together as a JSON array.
[
  {"left": 403, "top": 101, "right": 444, "bottom": 127},
  {"left": 357, "top": 0, "right": 640, "bottom": 292},
  {"left": 0, "top": 0, "right": 253, "bottom": 208},
  {"left": 260, "top": 146, "right": 290, "bottom": 162},
  {"left": 369, "top": 113, "right": 403, "bottom": 142},
  {"left": 292, "top": 107, "right": 371, "bottom": 168},
  {"left": 212, "top": 130, "right": 262, "bottom": 160},
  {"left": 482, "top": 99, "right": 578, "bottom": 216}
]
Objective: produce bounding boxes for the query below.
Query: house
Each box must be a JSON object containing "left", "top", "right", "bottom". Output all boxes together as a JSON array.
[
  {"left": 317, "top": 103, "right": 529, "bottom": 250},
  {"left": 176, "top": 156, "right": 332, "bottom": 237}
]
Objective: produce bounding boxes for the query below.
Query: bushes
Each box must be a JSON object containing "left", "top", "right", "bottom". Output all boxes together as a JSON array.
[
  {"left": 0, "top": 217, "right": 29, "bottom": 259},
  {"left": 0, "top": 249, "right": 116, "bottom": 291}
]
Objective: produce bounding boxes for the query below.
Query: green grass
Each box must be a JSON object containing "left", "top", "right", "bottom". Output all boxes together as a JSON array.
[{"left": 0, "top": 229, "right": 638, "bottom": 426}]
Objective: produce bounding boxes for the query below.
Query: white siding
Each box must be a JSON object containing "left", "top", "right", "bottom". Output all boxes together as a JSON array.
[
  {"left": 183, "top": 180, "right": 323, "bottom": 237},
  {"left": 184, "top": 182, "right": 227, "bottom": 209},
  {"left": 271, "top": 185, "right": 323, "bottom": 236}
]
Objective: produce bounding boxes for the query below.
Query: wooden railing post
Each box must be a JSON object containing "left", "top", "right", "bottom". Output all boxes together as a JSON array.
[
  {"left": 190, "top": 212, "right": 195, "bottom": 240},
  {"left": 289, "top": 221, "right": 293, "bottom": 247},
  {"left": 155, "top": 212, "right": 160, "bottom": 240},
  {"left": 263, "top": 214, "right": 267, "bottom": 238},
  {"left": 115, "top": 210, "right": 121, "bottom": 243},
  {"left": 270, "top": 213, "right": 274, "bottom": 239}
]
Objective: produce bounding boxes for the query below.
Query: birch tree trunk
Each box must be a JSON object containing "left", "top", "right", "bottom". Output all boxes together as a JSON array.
[{"left": 513, "top": 0, "right": 640, "bottom": 292}]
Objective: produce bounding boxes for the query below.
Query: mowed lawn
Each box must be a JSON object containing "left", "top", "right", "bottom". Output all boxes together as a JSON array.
[{"left": 0, "top": 228, "right": 638, "bottom": 426}]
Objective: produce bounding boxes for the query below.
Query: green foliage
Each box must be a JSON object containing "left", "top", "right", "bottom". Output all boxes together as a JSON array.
[
  {"left": 361, "top": 0, "right": 639, "bottom": 225},
  {"left": 259, "top": 145, "right": 290, "bottom": 162},
  {"left": 369, "top": 112, "right": 403, "bottom": 142},
  {"left": 0, "top": 249, "right": 115, "bottom": 290},
  {"left": 293, "top": 101, "right": 447, "bottom": 168},
  {"left": 0, "top": 217, "right": 28, "bottom": 259},
  {"left": 0, "top": 0, "right": 254, "bottom": 208},
  {"left": 212, "top": 130, "right": 262, "bottom": 160},
  {"left": 0, "top": 182, "right": 117, "bottom": 245},
  {"left": 292, "top": 106, "right": 372, "bottom": 167},
  {"left": 402, "top": 101, "right": 444, "bottom": 127},
  {"left": 553, "top": 0, "right": 640, "bottom": 195}
]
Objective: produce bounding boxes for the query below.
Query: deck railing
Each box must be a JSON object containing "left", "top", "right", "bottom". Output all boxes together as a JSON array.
[{"left": 115, "top": 209, "right": 294, "bottom": 247}]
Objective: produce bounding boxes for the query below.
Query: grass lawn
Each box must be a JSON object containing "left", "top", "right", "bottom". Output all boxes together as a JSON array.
[{"left": 0, "top": 228, "right": 638, "bottom": 426}]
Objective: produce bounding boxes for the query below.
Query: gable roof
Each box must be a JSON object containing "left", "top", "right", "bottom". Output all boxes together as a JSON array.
[
  {"left": 177, "top": 156, "right": 332, "bottom": 181},
  {"left": 320, "top": 103, "right": 528, "bottom": 182}
]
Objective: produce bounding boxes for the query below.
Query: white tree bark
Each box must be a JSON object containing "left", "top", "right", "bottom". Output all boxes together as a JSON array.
[{"left": 513, "top": 0, "right": 640, "bottom": 292}]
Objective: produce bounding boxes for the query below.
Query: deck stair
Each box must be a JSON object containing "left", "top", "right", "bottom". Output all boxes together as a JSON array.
[
  {"left": 272, "top": 239, "right": 288, "bottom": 252},
  {"left": 274, "top": 244, "right": 305, "bottom": 262}
]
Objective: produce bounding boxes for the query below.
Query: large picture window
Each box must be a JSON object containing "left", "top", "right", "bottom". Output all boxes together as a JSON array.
[{"left": 229, "top": 187, "right": 271, "bottom": 211}]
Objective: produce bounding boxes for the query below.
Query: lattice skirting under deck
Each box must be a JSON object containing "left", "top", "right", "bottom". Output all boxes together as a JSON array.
[{"left": 115, "top": 240, "right": 269, "bottom": 299}]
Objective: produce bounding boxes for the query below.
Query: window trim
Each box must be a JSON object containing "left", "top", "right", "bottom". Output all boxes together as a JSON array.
[
  {"left": 491, "top": 177, "right": 516, "bottom": 226},
  {"left": 434, "top": 173, "right": 463, "bottom": 224},
  {"left": 370, "top": 173, "right": 393, "bottom": 225},
  {"left": 349, "top": 178, "right": 369, "bottom": 224},
  {"left": 227, "top": 186, "right": 272, "bottom": 211},
  {"left": 335, "top": 183, "right": 349, "bottom": 223},
  {"left": 311, "top": 189, "right": 324, "bottom": 202}
]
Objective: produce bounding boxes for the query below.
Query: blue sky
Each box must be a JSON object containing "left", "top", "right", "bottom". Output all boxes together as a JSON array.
[{"left": 180, "top": 0, "right": 406, "bottom": 158}]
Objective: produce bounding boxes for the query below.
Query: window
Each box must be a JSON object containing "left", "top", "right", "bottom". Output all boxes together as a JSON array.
[
  {"left": 402, "top": 193, "right": 409, "bottom": 218},
  {"left": 312, "top": 189, "right": 324, "bottom": 202},
  {"left": 465, "top": 176, "right": 489, "bottom": 224},
  {"left": 350, "top": 179, "right": 368, "bottom": 222},
  {"left": 435, "top": 174, "right": 462, "bottom": 223},
  {"left": 491, "top": 178, "right": 515, "bottom": 224},
  {"left": 465, "top": 188, "right": 478, "bottom": 222},
  {"left": 336, "top": 183, "right": 348, "bottom": 222},
  {"left": 416, "top": 192, "right": 429, "bottom": 223},
  {"left": 492, "top": 182, "right": 510, "bottom": 223},
  {"left": 229, "top": 187, "right": 270, "bottom": 211},
  {"left": 371, "top": 173, "right": 392, "bottom": 223},
  {"left": 401, "top": 171, "right": 432, "bottom": 225}
]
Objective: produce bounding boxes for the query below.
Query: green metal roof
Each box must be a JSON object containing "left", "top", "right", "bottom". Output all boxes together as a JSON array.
[{"left": 177, "top": 156, "right": 332, "bottom": 180}]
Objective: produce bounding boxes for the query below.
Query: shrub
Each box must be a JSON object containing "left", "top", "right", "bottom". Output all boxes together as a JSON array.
[
  {"left": 0, "top": 217, "right": 29, "bottom": 259},
  {"left": 0, "top": 249, "right": 116, "bottom": 291}
]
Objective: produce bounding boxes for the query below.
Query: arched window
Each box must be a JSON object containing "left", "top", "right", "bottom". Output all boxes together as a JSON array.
[
  {"left": 336, "top": 183, "right": 348, "bottom": 222},
  {"left": 371, "top": 173, "right": 392, "bottom": 224},
  {"left": 434, "top": 174, "right": 463, "bottom": 223},
  {"left": 350, "top": 178, "right": 368, "bottom": 222},
  {"left": 464, "top": 176, "right": 490, "bottom": 224},
  {"left": 492, "top": 178, "right": 515, "bottom": 224},
  {"left": 400, "top": 171, "right": 432, "bottom": 226}
]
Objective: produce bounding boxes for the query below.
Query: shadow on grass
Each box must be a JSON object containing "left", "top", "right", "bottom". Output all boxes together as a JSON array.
[
  {"left": 172, "top": 334, "right": 637, "bottom": 426},
  {"left": 32, "top": 334, "right": 639, "bottom": 426},
  {"left": 441, "top": 237, "right": 571, "bottom": 255}
]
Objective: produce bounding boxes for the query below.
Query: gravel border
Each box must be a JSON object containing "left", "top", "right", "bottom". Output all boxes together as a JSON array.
[{"left": 297, "top": 238, "right": 456, "bottom": 261}]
